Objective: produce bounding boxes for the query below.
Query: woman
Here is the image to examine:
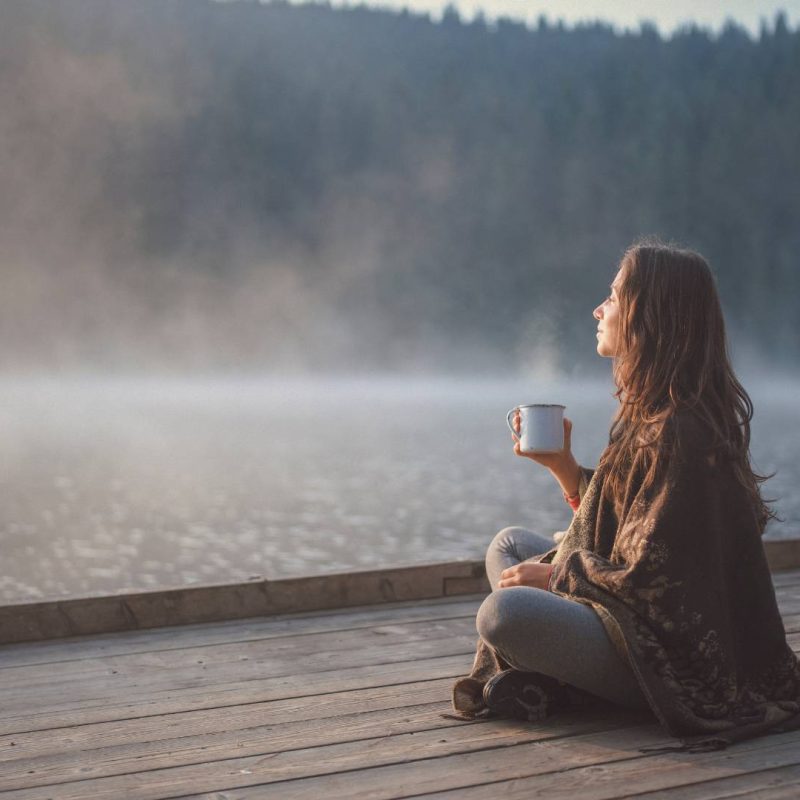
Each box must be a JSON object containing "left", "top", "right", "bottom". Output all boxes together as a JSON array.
[{"left": 451, "top": 238, "right": 800, "bottom": 752}]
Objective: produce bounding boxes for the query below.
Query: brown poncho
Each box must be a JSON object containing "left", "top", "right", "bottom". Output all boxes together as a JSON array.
[{"left": 457, "top": 412, "right": 800, "bottom": 752}]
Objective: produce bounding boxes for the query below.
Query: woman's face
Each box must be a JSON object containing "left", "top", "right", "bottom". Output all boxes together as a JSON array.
[{"left": 593, "top": 270, "right": 623, "bottom": 357}]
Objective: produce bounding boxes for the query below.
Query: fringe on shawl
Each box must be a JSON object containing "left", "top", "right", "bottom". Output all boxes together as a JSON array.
[{"left": 639, "top": 709, "right": 800, "bottom": 754}]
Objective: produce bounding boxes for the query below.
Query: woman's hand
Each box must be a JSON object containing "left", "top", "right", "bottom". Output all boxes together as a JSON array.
[
  {"left": 498, "top": 561, "right": 554, "bottom": 590},
  {"left": 511, "top": 410, "right": 573, "bottom": 469},
  {"left": 511, "top": 411, "right": 581, "bottom": 497}
]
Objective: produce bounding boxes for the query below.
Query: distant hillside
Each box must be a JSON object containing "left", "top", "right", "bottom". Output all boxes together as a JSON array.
[{"left": 0, "top": 0, "right": 798, "bottom": 372}]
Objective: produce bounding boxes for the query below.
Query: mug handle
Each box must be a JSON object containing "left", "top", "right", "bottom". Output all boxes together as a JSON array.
[{"left": 506, "top": 408, "right": 519, "bottom": 438}]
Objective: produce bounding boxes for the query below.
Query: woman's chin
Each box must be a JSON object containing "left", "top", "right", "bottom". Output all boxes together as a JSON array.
[{"left": 596, "top": 343, "right": 613, "bottom": 358}]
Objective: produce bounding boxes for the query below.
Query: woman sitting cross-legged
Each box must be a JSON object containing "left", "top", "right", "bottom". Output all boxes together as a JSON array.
[{"left": 452, "top": 238, "right": 800, "bottom": 753}]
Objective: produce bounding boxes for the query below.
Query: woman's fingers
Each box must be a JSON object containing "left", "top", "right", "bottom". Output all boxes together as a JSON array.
[
  {"left": 498, "top": 566, "right": 516, "bottom": 587},
  {"left": 499, "top": 569, "right": 523, "bottom": 588},
  {"left": 563, "top": 417, "right": 573, "bottom": 451},
  {"left": 499, "top": 562, "right": 549, "bottom": 590},
  {"left": 500, "top": 565, "right": 515, "bottom": 577}
]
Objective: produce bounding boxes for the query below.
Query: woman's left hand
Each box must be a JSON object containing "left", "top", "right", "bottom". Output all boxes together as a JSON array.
[{"left": 498, "top": 562, "right": 553, "bottom": 590}]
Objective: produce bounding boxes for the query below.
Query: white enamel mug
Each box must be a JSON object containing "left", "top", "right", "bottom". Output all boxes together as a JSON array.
[{"left": 506, "top": 404, "right": 565, "bottom": 454}]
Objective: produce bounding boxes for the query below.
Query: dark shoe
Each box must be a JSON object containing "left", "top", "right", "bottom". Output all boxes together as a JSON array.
[
  {"left": 483, "top": 669, "right": 600, "bottom": 721},
  {"left": 482, "top": 669, "right": 563, "bottom": 721}
]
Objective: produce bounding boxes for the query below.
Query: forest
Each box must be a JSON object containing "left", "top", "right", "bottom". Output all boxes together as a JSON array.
[{"left": 0, "top": 0, "right": 798, "bottom": 374}]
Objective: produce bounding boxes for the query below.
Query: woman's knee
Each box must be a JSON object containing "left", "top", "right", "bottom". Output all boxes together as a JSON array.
[
  {"left": 485, "top": 526, "right": 530, "bottom": 563},
  {"left": 476, "top": 586, "right": 544, "bottom": 648}
]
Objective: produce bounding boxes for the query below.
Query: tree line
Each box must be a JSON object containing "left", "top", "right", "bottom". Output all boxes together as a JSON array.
[{"left": 0, "top": 0, "right": 797, "bottom": 373}]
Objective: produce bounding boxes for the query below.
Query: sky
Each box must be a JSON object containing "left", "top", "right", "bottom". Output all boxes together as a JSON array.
[{"left": 296, "top": 0, "right": 800, "bottom": 36}]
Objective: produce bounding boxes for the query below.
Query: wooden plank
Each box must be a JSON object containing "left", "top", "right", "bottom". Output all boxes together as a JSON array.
[
  {"left": 766, "top": 541, "right": 800, "bottom": 573},
  {"left": 777, "top": 600, "right": 800, "bottom": 619},
  {"left": 14, "top": 610, "right": 800, "bottom": 705},
  {"left": 709, "top": 779, "right": 800, "bottom": 800},
  {"left": 777, "top": 601, "right": 800, "bottom": 621},
  {"left": 0, "top": 561, "right": 491, "bottom": 645},
  {"left": 0, "top": 596, "right": 483, "bottom": 668},
  {"left": 11, "top": 616, "right": 791, "bottom": 717},
  {"left": 0, "top": 653, "right": 472, "bottom": 734},
  {"left": 776, "top": 584, "right": 800, "bottom": 603},
  {"left": 782, "top": 612, "right": 800, "bottom": 633},
  {"left": 8, "top": 627, "right": 793, "bottom": 731},
  {"left": 777, "top": 582, "right": 800, "bottom": 600},
  {"left": 0, "top": 678, "right": 457, "bottom": 764},
  {"left": 614, "top": 762, "right": 800, "bottom": 798},
  {"left": 0, "top": 617, "right": 478, "bottom": 690},
  {"left": 769, "top": 564, "right": 800, "bottom": 580},
  {"left": 407, "top": 730, "right": 800, "bottom": 800},
  {"left": 168, "top": 726, "right": 800, "bottom": 800},
  {"left": 768, "top": 566, "right": 800, "bottom": 586},
  {"left": 0, "top": 632, "right": 478, "bottom": 719},
  {"left": 3, "top": 634, "right": 795, "bottom": 739},
  {"left": 0, "top": 702, "right": 484, "bottom": 791},
  {"left": 0, "top": 711, "right": 655, "bottom": 799}
]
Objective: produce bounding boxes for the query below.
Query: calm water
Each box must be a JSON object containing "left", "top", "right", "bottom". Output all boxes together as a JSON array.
[{"left": 0, "top": 374, "right": 797, "bottom": 601}]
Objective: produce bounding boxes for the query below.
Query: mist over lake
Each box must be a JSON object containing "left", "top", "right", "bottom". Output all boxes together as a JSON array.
[{"left": 0, "top": 373, "right": 796, "bottom": 602}]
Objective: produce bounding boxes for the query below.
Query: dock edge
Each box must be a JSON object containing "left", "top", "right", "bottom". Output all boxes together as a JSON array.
[{"left": 1, "top": 538, "right": 799, "bottom": 644}]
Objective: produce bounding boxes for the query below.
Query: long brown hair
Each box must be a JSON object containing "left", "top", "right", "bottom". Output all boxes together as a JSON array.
[{"left": 598, "top": 236, "right": 776, "bottom": 531}]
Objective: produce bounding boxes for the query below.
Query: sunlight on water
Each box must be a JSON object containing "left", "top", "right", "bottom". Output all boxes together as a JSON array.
[{"left": 0, "top": 373, "right": 797, "bottom": 601}]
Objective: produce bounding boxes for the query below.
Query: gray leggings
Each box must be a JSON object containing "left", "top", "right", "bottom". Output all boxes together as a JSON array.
[{"left": 477, "top": 526, "right": 651, "bottom": 711}]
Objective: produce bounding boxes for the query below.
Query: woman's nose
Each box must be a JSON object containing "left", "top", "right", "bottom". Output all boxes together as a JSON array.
[{"left": 593, "top": 304, "right": 603, "bottom": 320}]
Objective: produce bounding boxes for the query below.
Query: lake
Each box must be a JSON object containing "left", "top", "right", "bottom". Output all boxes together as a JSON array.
[{"left": 0, "top": 373, "right": 797, "bottom": 601}]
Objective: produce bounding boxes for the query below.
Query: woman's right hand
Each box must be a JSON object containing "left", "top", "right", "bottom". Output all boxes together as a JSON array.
[{"left": 511, "top": 411, "right": 580, "bottom": 492}]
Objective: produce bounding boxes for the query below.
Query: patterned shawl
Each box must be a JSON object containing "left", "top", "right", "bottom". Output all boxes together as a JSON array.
[{"left": 457, "top": 411, "right": 800, "bottom": 753}]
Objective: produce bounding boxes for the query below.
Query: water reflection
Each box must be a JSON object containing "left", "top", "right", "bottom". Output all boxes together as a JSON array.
[{"left": 0, "top": 374, "right": 796, "bottom": 601}]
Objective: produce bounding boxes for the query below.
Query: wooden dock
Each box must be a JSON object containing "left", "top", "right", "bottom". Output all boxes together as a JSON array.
[{"left": 1, "top": 549, "right": 800, "bottom": 798}]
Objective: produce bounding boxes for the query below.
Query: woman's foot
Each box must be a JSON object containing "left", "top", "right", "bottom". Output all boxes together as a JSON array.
[
  {"left": 482, "top": 669, "right": 566, "bottom": 721},
  {"left": 483, "top": 669, "right": 602, "bottom": 721}
]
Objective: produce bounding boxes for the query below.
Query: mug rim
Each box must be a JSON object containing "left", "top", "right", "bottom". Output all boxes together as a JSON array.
[{"left": 516, "top": 403, "right": 565, "bottom": 409}]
